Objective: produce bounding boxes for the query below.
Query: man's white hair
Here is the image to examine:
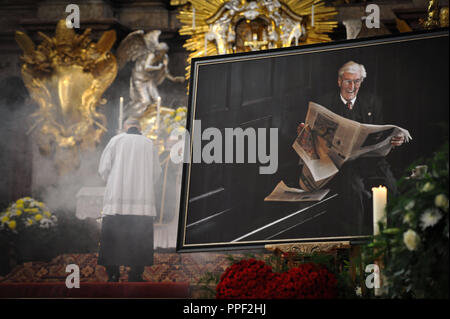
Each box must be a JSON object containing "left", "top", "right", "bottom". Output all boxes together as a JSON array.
[
  {"left": 124, "top": 117, "right": 141, "bottom": 128},
  {"left": 338, "top": 61, "right": 367, "bottom": 79}
]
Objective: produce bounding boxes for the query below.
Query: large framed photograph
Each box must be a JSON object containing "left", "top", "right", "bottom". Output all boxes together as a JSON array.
[{"left": 176, "top": 29, "right": 449, "bottom": 252}]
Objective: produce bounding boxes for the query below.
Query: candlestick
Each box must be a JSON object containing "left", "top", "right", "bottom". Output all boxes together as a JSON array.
[
  {"left": 372, "top": 185, "right": 387, "bottom": 235},
  {"left": 119, "top": 96, "right": 123, "bottom": 131},
  {"left": 311, "top": 4, "right": 315, "bottom": 27},
  {"left": 156, "top": 96, "right": 161, "bottom": 132}
]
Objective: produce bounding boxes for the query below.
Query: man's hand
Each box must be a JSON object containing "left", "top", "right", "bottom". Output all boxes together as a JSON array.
[
  {"left": 297, "top": 122, "right": 305, "bottom": 135},
  {"left": 391, "top": 134, "right": 405, "bottom": 147}
]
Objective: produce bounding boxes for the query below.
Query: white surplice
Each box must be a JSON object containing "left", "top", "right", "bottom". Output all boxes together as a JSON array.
[{"left": 98, "top": 132, "right": 162, "bottom": 217}]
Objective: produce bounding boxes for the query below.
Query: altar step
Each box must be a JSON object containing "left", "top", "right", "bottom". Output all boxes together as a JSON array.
[{"left": 0, "top": 282, "right": 190, "bottom": 298}]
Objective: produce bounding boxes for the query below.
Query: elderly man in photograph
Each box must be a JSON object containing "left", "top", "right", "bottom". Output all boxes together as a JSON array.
[
  {"left": 98, "top": 118, "right": 162, "bottom": 282},
  {"left": 299, "top": 61, "right": 405, "bottom": 235}
]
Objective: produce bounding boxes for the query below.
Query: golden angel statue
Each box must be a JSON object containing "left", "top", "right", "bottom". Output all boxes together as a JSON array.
[{"left": 117, "top": 30, "right": 185, "bottom": 119}]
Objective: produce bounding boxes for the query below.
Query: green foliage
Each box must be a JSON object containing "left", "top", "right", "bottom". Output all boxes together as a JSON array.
[
  {"left": 362, "top": 142, "right": 449, "bottom": 298},
  {"left": 196, "top": 271, "right": 221, "bottom": 298}
]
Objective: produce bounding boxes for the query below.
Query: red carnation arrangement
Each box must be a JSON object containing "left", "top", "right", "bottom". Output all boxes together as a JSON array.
[{"left": 216, "top": 258, "right": 337, "bottom": 299}]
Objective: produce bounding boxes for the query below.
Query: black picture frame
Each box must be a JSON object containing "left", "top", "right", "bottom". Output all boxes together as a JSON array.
[{"left": 177, "top": 29, "right": 449, "bottom": 252}]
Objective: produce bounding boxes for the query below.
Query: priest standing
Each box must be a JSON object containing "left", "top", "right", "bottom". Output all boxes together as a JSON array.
[{"left": 98, "top": 117, "right": 162, "bottom": 282}]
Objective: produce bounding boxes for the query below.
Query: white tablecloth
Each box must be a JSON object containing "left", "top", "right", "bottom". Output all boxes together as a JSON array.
[{"left": 75, "top": 186, "right": 179, "bottom": 249}]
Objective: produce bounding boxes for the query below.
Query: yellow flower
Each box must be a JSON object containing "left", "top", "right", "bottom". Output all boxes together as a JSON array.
[
  {"left": 8, "top": 221, "right": 16, "bottom": 230},
  {"left": 166, "top": 127, "right": 173, "bottom": 134},
  {"left": 16, "top": 203, "right": 24, "bottom": 209},
  {"left": 44, "top": 211, "right": 51, "bottom": 218},
  {"left": 27, "top": 218, "right": 33, "bottom": 225},
  {"left": 16, "top": 210, "right": 22, "bottom": 216},
  {"left": 174, "top": 115, "right": 182, "bottom": 122},
  {"left": 37, "top": 202, "right": 44, "bottom": 208},
  {"left": 1, "top": 215, "right": 9, "bottom": 223},
  {"left": 16, "top": 199, "right": 24, "bottom": 205},
  {"left": 35, "top": 214, "right": 43, "bottom": 221},
  {"left": 176, "top": 107, "right": 186, "bottom": 113},
  {"left": 24, "top": 197, "right": 31, "bottom": 200}
]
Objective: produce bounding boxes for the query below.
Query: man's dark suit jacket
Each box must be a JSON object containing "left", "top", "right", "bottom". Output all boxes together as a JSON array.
[
  {"left": 314, "top": 91, "right": 397, "bottom": 235},
  {"left": 315, "top": 90, "right": 383, "bottom": 125}
]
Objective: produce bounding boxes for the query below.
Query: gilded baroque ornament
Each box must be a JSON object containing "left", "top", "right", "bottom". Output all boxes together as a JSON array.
[
  {"left": 422, "top": 0, "right": 441, "bottom": 29},
  {"left": 15, "top": 20, "right": 117, "bottom": 174},
  {"left": 172, "top": 0, "right": 337, "bottom": 79},
  {"left": 265, "top": 241, "right": 351, "bottom": 254}
]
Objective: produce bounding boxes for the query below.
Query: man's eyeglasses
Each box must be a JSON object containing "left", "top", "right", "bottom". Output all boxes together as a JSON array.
[{"left": 342, "top": 79, "right": 363, "bottom": 86}]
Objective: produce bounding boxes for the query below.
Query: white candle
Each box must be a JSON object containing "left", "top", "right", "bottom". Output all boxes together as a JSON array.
[
  {"left": 311, "top": 4, "right": 315, "bottom": 27},
  {"left": 192, "top": 7, "right": 196, "bottom": 29},
  {"left": 372, "top": 185, "right": 387, "bottom": 297},
  {"left": 372, "top": 185, "right": 387, "bottom": 235},
  {"left": 119, "top": 96, "right": 124, "bottom": 131}
]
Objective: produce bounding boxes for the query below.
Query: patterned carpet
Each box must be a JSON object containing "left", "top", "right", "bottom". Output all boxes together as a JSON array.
[{"left": 0, "top": 251, "right": 269, "bottom": 297}]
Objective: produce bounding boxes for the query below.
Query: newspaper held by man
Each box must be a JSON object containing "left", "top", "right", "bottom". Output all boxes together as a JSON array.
[
  {"left": 294, "top": 101, "right": 411, "bottom": 192},
  {"left": 264, "top": 180, "right": 330, "bottom": 202},
  {"left": 302, "top": 102, "right": 411, "bottom": 161},
  {"left": 292, "top": 124, "right": 339, "bottom": 183},
  {"left": 265, "top": 101, "right": 412, "bottom": 199}
]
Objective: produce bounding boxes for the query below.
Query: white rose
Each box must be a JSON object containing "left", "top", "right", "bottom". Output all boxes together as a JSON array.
[
  {"left": 435, "top": 194, "right": 449, "bottom": 212},
  {"left": 403, "top": 229, "right": 420, "bottom": 251},
  {"left": 421, "top": 182, "right": 435, "bottom": 192},
  {"left": 404, "top": 200, "right": 415, "bottom": 211}
]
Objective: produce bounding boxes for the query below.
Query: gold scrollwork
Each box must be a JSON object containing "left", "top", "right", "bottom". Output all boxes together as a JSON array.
[
  {"left": 265, "top": 241, "right": 351, "bottom": 254},
  {"left": 16, "top": 20, "right": 117, "bottom": 175}
]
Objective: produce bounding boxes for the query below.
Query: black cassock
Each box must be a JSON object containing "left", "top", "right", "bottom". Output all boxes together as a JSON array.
[{"left": 98, "top": 214, "right": 154, "bottom": 267}]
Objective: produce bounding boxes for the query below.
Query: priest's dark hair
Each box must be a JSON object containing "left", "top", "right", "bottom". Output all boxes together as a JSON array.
[{"left": 124, "top": 117, "right": 141, "bottom": 130}]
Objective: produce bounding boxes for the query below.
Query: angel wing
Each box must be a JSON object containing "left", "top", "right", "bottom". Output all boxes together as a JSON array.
[{"left": 116, "top": 30, "right": 148, "bottom": 70}]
